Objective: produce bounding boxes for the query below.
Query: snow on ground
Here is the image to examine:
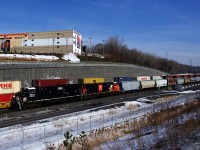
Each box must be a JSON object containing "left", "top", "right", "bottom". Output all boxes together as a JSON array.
[
  {"left": 0, "top": 90, "right": 199, "bottom": 150},
  {"left": 0, "top": 53, "right": 80, "bottom": 63},
  {"left": 0, "top": 54, "right": 59, "bottom": 61},
  {"left": 62, "top": 53, "right": 80, "bottom": 63},
  {"left": 0, "top": 101, "right": 147, "bottom": 150}
]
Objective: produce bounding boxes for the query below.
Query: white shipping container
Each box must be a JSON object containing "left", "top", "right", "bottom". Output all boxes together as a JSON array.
[
  {"left": 121, "top": 81, "right": 140, "bottom": 92},
  {"left": 155, "top": 79, "right": 167, "bottom": 87},
  {"left": 177, "top": 78, "right": 184, "bottom": 85},
  {"left": 141, "top": 80, "right": 155, "bottom": 89},
  {"left": 137, "top": 76, "right": 151, "bottom": 81},
  {"left": 191, "top": 77, "right": 196, "bottom": 83},
  {"left": 196, "top": 77, "right": 200, "bottom": 82},
  {"left": 0, "top": 81, "right": 21, "bottom": 94},
  {"left": 152, "top": 76, "right": 163, "bottom": 80}
]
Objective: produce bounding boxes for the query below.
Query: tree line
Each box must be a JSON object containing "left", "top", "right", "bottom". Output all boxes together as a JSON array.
[{"left": 83, "top": 36, "right": 199, "bottom": 74}]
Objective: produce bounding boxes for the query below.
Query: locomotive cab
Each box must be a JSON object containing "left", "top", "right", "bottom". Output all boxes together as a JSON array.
[
  {"left": 10, "top": 87, "right": 36, "bottom": 110},
  {"left": 22, "top": 87, "right": 36, "bottom": 101}
]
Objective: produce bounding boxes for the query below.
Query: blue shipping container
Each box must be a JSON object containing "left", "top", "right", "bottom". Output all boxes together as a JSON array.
[{"left": 114, "top": 77, "right": 136, "bottom": 82}]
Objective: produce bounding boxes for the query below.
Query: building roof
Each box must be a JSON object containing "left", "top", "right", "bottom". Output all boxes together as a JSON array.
[{"left": 0, "top": 33, "right": 28, "bottom": 36}]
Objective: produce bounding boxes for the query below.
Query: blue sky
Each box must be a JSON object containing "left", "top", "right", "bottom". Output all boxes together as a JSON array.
[{"left": 0, "top": 0, "right": 200, "bottom": 66}]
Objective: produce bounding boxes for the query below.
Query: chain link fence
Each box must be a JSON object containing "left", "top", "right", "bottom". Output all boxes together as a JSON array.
[{"left": 0, "top": 91, "right": 200, "bottom": 150}]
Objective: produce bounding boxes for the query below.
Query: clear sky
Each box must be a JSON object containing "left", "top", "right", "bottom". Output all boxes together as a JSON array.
[{"left": 0, "top": 0, "right": 200, "bottom": 66}]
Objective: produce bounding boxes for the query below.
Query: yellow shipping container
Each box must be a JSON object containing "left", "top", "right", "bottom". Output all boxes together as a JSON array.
[{"left": 78, "top": 78, "right": 105, "bottom": 84}]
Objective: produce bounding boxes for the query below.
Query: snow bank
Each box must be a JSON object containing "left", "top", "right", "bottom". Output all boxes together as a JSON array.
[
  {"left": 179, "top": 90, "right": 196, "bottom": 94},
  {"left": 0, "top": 54, "right": 59, "bottom": 61},
  {"left": 62, "top": 53, "right": 80, "bottom": 63},
  {"left": 0, "top": 53, "right": 81, "bottom": 63},
  {"left": 125, "top": 101, "right": 144, "bottom": 109}
]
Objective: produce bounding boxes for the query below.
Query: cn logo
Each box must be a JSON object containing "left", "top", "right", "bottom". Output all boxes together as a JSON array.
[{"left": 0, "top": 83, "right": 12, "bottom": 89}]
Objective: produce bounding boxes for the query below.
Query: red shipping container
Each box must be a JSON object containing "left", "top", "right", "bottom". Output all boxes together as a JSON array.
[
  {"left": 32, "top": 79, "right": 69, "bottom": 88},
  {"left": 0, "top": 93, "right": 14, "bottom": 102}
]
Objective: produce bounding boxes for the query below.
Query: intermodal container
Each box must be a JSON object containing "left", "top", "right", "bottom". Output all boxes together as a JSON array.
[
  {"left": 114, "top": 77, "right": 136, "bottom": 82},
  {"left": 0, "top": 93, "right": 14, "bottom": 102},
  {"left": 78, "top": 78, "right": 104, "bottom": 84},
  {"left": 191, "top": 77, "right": 196, "bottom": 83},
  {"left": 184, "top": 78, "right": 191, "bottom": 84},
  {"left": 177, "top": 78, "right": 184, "bottom": 85},
  {"left": 155, "top": 79, "right": 167, "bottom": 87},
  {"left": 168, "top": 79, "right": 177, "bottom": 86},
  {"left": 166, "top": 75, "right": 174, "bottom": 79},
  {"left": 120, "top": 81, "right": 140, "bottom": 92},
  {"left": 141, "top": 80, "right": 155, "bottom": 89},
  {"left": 32, "top": 79, "right": 69, "bottom": 87},
  {"left": 0, "top": 81, "right": 21, "bottom": 94},
  {"left": 0, "top": 93, "right": 14, "bottom": 108},
  {"left": 137, "top": 76, "right": 151, "bottom": 81},
  {"left": 196, "top": 77, "right": 200, "bottom": 82},
  {"left": 152, "top": 76, "right": 163, "bottom": 80}
]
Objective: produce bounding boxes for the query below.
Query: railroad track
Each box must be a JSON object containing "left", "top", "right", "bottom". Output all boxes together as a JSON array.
[
  {"left": 0, "top": 90, "right": 180, "bottom": 128},
  {"left": 0, "top": 85, "right": 199, "bottom": 128}
]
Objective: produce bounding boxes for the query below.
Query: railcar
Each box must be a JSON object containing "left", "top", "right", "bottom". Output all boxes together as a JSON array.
[
  {"left": 155, "top": 79, "right": 167, "bottom": 88},
  {"left": 140, "top": 80, "right": 156, "bottom": 89},
  {"left": 6, "top": 73, "right": 200, "bottom": 110},
  {"left": 119, "top": 81, "right": 140, "bottom": 92},
  {"left": 11, "top": 84, "right": 82, "bottom": 110}
]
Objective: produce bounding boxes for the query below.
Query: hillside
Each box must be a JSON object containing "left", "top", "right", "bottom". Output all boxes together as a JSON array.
[{"left": 87, "top": 36, "right": 200, "bottom": 74}]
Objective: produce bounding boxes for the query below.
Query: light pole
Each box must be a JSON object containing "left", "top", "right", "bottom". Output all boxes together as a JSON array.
[{"left": 89, "top": 37, "right": 92, "bottom": 54}]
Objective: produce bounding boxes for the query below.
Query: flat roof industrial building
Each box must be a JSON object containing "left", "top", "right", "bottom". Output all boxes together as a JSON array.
[{"left": 0, "top": 30, "right": 81, "bottom": 54}]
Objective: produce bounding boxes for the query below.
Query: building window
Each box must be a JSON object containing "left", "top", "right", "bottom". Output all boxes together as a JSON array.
[
  {"left": 57, "top": 33, "right": 60, "bottom": 35},
  {"left": 32, "top": 39, "right": 34, "bottom": 41},
  {"left": 32, "top": 34, "right": 34, "bottom": 36},
  {"left": 57, "top": 46, "right": 59, "bottom": 48},
  {"left": 57, "top": 42, "right": 59, "bottom": 44},
  {"left": 25, "top": 44, "right": 27, "bottom": 46},
  {"left": 32, "top": 44, "right": 34, "bottom": 46},
  {"left": 57, "top": 37, "right": 59, "bottom": 39}
]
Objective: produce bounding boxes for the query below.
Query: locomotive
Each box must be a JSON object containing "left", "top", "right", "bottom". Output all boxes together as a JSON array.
[{"left": 0, "top": 74, "right": 199, "bottom": 110}]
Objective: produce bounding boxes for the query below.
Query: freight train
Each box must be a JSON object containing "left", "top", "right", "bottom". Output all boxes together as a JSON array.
[{"left": 0, "top": 74, "right": 200, "bottom": 110}]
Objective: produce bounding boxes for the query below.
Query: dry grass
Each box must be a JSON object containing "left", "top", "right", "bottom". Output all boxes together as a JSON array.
[{"left": 48, "top": 98, "right": 200, "bottom": 150}]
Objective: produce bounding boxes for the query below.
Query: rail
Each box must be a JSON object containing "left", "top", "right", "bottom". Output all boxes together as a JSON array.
[{"left": 0, "top": 91, "right": 199, "bottom": 150}]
